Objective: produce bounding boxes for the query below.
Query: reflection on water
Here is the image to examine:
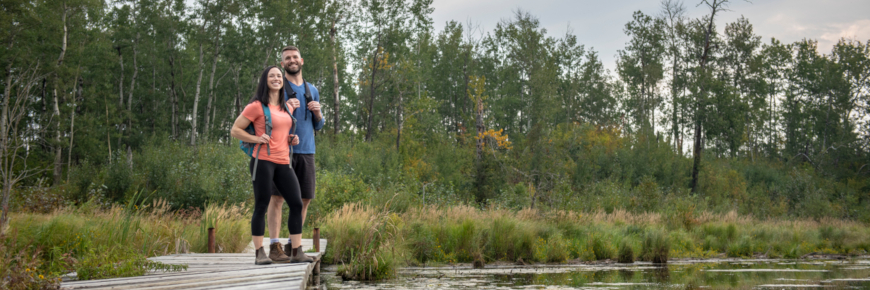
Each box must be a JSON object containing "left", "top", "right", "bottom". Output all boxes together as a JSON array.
[{"left": 321, "top": 258, "right": 870, "bottom": 289}]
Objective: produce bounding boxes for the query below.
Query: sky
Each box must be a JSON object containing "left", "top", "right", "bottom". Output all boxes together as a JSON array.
[{"left": 430, "top": 0, "right": 870, "bottom": 73}]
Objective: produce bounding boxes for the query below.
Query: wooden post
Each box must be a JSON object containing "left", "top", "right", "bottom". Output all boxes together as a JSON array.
[
  {"left": 208, "top": 227, "right": 216, "bottom": 253},
  {"left": 313, "top": 228, "right": 320, "bottom": 253}
]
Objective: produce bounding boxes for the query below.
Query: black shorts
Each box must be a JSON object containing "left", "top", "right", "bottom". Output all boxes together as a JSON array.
[{"left": 272, "top": 154, "right": 315, "bottom": 199}]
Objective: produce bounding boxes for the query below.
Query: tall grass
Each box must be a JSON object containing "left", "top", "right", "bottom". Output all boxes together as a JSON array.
[
  {"left": 3, "top": 199, "right": 250, "bottom": 288},
  {"left": 320, "top": 205, "right": 870, "bottom": 280}
]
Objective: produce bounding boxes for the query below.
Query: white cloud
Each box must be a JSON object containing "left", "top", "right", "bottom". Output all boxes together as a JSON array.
[{"left": 430, "top": 0, "right": 870, "bottom": 70}]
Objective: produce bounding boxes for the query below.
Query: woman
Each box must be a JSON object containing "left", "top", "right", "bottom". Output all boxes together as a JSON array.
[{"left": 231, "top": 66, "right": 313, "bottom": 265}]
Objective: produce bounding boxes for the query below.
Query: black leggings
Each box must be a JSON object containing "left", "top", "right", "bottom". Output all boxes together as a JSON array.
[{"left": 249, "top": 158, "right": 303, "bottom": 236}]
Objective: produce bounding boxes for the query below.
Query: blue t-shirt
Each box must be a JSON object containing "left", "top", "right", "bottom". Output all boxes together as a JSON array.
[{"left": 283, "top": 80, "right": 324, "bottom": 154}]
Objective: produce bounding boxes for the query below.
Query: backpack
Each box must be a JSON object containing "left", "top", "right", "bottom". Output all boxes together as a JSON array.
[
  {"left": 240, "top": 101, "right": 296, "bottom": 181},
  {"left": 286, "top": 79, "right": 316, "bottom": 122}
]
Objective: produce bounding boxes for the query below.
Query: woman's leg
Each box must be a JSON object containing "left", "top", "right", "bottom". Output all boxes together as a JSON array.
[
  {"left": 272, "top": 164, "right": 303, "bottom": 248},
  {"left": 250, "top": 158, "right": 277, "bottom": 249}
]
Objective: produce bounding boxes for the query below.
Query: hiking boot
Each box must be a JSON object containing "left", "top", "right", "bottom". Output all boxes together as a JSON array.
[
  {"left": 290, "top": 245, "right": 314, "bottom": 263},
  {"left": 284, "top": 242, "right": 293, "bottom": 257},
  {"left": 269, "top": 242, "right": 292, "bottom": 263},
  {"left": 255, "top": 246, "right": 272, "bottom": 265}
]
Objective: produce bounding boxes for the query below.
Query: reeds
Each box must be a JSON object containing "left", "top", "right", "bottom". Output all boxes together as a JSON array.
[
  {"left": 3, "top": 199, "right": 250, "bottom": 288},
  {"left": 317, "top": 205, "right": 870, "bottom": 280}
]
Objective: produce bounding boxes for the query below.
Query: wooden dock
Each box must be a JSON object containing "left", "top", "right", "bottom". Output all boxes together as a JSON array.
[{"left": 61, "top": 239, "right": 327, "bottom": 290}]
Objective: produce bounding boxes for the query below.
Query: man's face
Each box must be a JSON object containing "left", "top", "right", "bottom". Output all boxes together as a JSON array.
[{"left": 282, "top": 50, "right": 303, "bottom": 75}]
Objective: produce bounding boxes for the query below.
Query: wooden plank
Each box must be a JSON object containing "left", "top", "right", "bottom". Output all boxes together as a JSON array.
[
  {"left": 61, "top": 239, "right": 326, "bottom": 290},
  {"left": 127, "top": 272, "right": 305, "bottom": 290},
  {"left": 202, "top": 278, "right": 302, "bottom": 290},
  {"left": 62, "top": 265, "right": 307, "bottom": 289}
]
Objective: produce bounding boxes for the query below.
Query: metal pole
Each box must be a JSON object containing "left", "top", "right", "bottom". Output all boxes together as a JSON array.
[
  {"left": 208, "top": 227, "right": 216, "bottom": 253},
  {"left": 313, "top": 227, "right": 320, "bottom": 253}
]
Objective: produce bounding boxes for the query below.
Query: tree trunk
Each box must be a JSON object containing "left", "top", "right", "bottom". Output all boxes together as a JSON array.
[
  {"left": 170, "top": 55, "right": 178, "bottom": 140},
  {"left": 396, "top": 90, "right": 403, "bottom": 151},
  {"left": 365, "top": 33, "right": 381, "bottom": 142},
  {"left": 127, "top": 33, "right": 139, "bottom": 139},
  {"left": 118, "top": 46, "right": 124, "bottom": 107},
  {"left": 67, "top": 74, "right": 80, "bottom": 182},
  {"left": 476, "top": 95, "right": 484, "bottom": 161},
  {"left": 1, "top": 62, "right": 13, "bottom": 227},
  {"left": 690, "top": 0, "right": 721, "bottom": 194},
  {"left": 52, "top": 5, "right": 68, "bottom": 185},
  {"left": 234, "top": 65, "right": 241, "bottom": 118},
  {"left": 331, "top": 19, "right": 340, "bottom": 136},
  {"left": 191, "top": 43, "right": 205, "bottom": 146},
  {"left": 204, "top": 34, "right": 221, "bottom": 140}
]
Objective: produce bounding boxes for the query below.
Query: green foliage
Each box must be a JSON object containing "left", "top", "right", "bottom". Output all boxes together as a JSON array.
[
  {"left": 3, "top": 200, "right": 250, "bottom": 288},
  {"left": 641, "top": 229, "right": 670, "bottom": 263},
  {"left": 617, "top": 240, "right": 635, "bottom": 263},
  {"left": 74, "top": 245, "right": 185, "bottom": 280},
  {"left": 589, "top": 234, "right": 615, "bottom": 260},
  {"left": 320, "top": 204, "right": 400, "bottom": 281}
]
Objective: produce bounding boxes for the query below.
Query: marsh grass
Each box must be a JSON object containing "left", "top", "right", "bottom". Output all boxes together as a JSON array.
[
  {"left": 3, "top": 198, "right": 249, "bottom": 288},
  {"left": 641, "top": 229, "right": 670, "bottom": 263},
  {"left": 319, "top": 205, "right": 870, "bottom": 279},
  {"left": 320, "top": 203, "right": 402, "bottom": 280},
  {"left": 617, "top": 240, "right": 635, "bottom": 263}
]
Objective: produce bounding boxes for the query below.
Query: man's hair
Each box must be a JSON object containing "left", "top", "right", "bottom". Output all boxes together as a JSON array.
[{"left": 281, "top": 45, "right": 301, "bottom": 57}]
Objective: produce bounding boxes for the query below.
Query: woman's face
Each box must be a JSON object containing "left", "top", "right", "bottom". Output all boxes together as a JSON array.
[{"left": 267, "top": 68, "right": 283, "bottom": 91}]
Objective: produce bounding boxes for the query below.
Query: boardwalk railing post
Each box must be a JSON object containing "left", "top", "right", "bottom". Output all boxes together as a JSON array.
[
  {"left": 208, "top": 227, "right": 216, "bottom": 253},
  {"left": 313, "top": 228, "right": 320, "bottom": 253}
]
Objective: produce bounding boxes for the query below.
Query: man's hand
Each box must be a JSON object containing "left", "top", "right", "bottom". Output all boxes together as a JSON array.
[
  {"left": 308, "top": 101, "right": 322, "bottom": 120},
  {"left": 289, "top": 134, "right": 300, "bottom": 146},
  {"left": 258, "top": 134, "right": 272, "bottom": 144},
  {"left": 287, "top": 98, "right": 301, "bottom": 111}
]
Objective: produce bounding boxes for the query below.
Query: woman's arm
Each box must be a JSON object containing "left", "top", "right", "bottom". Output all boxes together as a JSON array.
[{"left": 231, "top": 115, "right": 271, "bottom": 144}]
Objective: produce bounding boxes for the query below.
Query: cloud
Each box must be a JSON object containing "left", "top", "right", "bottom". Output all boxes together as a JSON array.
[{"left": 820, "top": 19, "right": 870, "bottom": 48}]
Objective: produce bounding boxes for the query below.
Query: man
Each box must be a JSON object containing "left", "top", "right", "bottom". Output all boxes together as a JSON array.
[{"left": 266, "top": 45, "right": 324, "bottom": 262}]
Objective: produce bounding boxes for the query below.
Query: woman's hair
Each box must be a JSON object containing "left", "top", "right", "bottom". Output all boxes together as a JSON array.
[{"left": 249, "top": 66, "right": 287, "bottom": 112}]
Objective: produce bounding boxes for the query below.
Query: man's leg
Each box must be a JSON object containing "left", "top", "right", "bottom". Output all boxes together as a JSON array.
[
  {"left": 294, "top": 155, "right": 316, "bottom": 228},
  {"left": 267, "top": 194, "right": 284, "bottom": 243},
  {"left": 301, "top": 199, "right": 311, "bottom": 226}
]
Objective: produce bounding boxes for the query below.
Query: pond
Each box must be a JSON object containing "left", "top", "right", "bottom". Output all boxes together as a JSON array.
[{"left": 320, "top": 258, "right": 870, "bottom": 289}]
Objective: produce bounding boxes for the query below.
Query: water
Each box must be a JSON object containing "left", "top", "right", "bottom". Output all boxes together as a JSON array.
[{"left": 320, "top": 258, "right": 870, "bottom": 289}]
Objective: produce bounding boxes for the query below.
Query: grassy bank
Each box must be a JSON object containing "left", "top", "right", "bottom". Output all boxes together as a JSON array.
[
  {"left": 321, "top": 203, "right": 870, "bottom": 280},
  {"left": 1, "top": 200, "right": 249, "bottom": 289},
  {"left": 4, "top": 201, "right": 869, "bottom": 288}
]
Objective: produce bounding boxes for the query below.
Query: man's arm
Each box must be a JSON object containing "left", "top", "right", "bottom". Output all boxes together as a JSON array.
[{"left": 311, "top": 86, "right": 325, "bottom": 131}]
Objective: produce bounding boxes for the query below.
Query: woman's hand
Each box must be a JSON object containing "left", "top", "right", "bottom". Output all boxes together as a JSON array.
[
  {"left": 258, "top": 134, "right": 271, "bottom": 144},
  {"left": 287, "top": 98, "right": 300, "bottom": 112},
  {"left": 289, "top": 134, "right": 300, "bottom": 146}
]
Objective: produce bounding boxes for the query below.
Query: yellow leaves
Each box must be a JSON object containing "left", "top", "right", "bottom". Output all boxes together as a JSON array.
[
  {"left": 477, "top": 128, "right": 512, "bottom": 150},
  {"left": 467, "top": 75, "right": 488, "bottom": 103},
  {"left": 364, "top": 47, "right": 393, "bottom": 71}
]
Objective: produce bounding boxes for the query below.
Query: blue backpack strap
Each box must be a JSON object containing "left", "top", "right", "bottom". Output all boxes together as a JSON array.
[{"left": 262, "top": 103, "right": 272, "bottom": 156}]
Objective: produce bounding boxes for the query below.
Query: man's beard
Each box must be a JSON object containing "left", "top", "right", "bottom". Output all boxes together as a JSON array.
[{"left": 284, "top": 64, "right": 301, "bottom": 75}]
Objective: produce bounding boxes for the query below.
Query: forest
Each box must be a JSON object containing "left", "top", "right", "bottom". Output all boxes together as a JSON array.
[
  {"left": 2, "top": 0, "right": 870, "bottom": 231},
  {"left": 3, "top": 0, "right": 870, "bottom": 287}
]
